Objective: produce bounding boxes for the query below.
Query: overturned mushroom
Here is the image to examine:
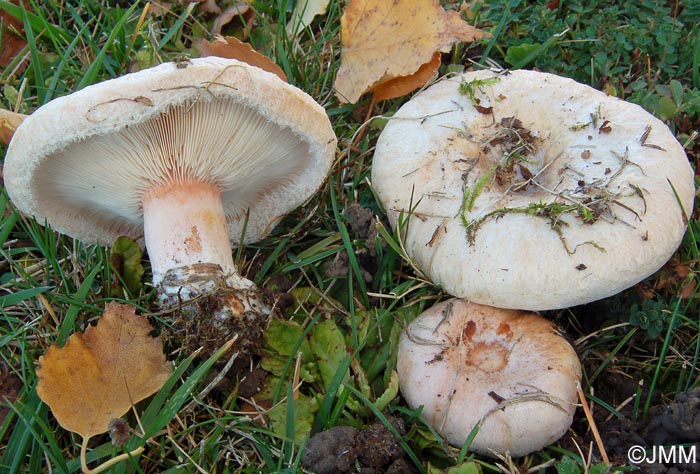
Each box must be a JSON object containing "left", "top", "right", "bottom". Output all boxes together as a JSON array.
[
  {"left": 397, "top": 299, "right": 581, "bottom": 457},
  {"left": 372, "top": 69, "right": 695, "bottom": 310},
  {"left": 4, "top": 57, "right": 336, "bottom": 355}
]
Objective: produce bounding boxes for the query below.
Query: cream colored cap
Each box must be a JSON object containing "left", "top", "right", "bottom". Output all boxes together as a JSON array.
[
  {"left": 4, "top": 57, "right": 336, "bottom": 246},
  {"left": 372, "top": 70, "right": 695, "bottom": 310},
  {"left": 397, "top": 299, "right": 581, "bottom": 456}
]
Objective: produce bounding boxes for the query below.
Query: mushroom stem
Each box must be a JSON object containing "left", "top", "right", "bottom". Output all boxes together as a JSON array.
[
  {"left": 143, "top": 181, "right": 242, "bottom": 289},
  {"left": 142, "top": 181, "right": 269, "bottom": 357}
]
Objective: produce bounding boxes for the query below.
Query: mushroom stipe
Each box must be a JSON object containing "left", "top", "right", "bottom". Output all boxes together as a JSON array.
[{"left": 4, "top": 57, "right": 337, "bottom": 360}]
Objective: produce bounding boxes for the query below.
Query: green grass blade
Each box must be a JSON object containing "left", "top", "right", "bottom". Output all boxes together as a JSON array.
[
  {"left": 478, "top": 0, "right": 516, "bottom": 65},
  {"left": 55, "top": 266, "right": 100, "bottom": 346},
  {"left": 0, "top": 286, "right": 52, "bottom": 309},
  {"left": 643, "top": 297, "right": 682, "bottom": 420},
  {"left": 20, "top": 4, "right": 45, "bottom": 105},
  {"left": 0, "top": 390, "right": 49, "bottom": 473},
  {"left": 76, "top": 2, "right": 140, "bottom": 89}
]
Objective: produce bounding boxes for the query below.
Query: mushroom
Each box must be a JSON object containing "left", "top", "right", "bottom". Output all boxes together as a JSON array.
[
  {"left": 4, "top": 57, "right": 336, "bottom": 354},
  {"left": 397, "top": 299, "right": 581, "bottom": 457},
  {"left": 372, "top": 69, "right": 695, "bottom": 310}
]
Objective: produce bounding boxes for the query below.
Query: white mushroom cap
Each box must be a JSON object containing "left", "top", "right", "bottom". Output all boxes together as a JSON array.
[
  {"left": 4, "top": 57, "right": 336, "bottom": 247},
  {"left": 372, "top": 70, "right": 695, "bottom": 310},
  {"left": 397, "top": 298, "right": 581, "bottom": 457}
]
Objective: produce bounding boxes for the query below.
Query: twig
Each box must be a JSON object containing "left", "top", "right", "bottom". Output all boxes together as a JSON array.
[{"left": 575, "top": 381, "right": 610, "bottom": 465}]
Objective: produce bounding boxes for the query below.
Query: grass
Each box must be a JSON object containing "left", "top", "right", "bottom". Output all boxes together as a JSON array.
[{"left": 1, "top": 0, "right": 699, "bottom": 472}]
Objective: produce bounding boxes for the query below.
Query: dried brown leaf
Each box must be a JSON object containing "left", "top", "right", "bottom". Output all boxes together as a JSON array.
[
  {"left": 334, "top": 0, "right": 490, "bottom": 103},
  {"left": 0, "top": 0, "right": 29, "bottom": 69},
  {"left": 36, "top": 303, "right": 172, "bottom": 438},
  {"left": 372, "top": 52, "right": 441, "bottom": 102},
  {"left": 198, "top": 35, "right": 287, "bottom": 82},
  {"left": 211, "top": 3, "right": 253, "bottom": 36}
]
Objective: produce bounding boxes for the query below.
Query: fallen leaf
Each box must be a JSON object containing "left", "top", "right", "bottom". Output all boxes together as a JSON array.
[
  {"left": 0, "top": 0, "right": 29, "bottom": 69},
  {"left": 679, "top": 278, "right": 696, "bottom": 299},
  {"left": 286, "top": 0, "right": 331, "bottom": 37},
  {"left": 36, "top": 303, "right": 172, "bottom": 438},
  {"left": 148, "top": 1, "right": 172, "bottom": 17},
  {"left": 198, "top": 35, "right": 287, "bottom": 82},
  {"left": 199, "top": 0, "right": 221, "bottom": 14},
  {"left": 334, "top": 0, "right": 489, "bottom": 103},
  {"left": 211, "top": 3, "right": 254, "bottom": 36},
  {"left": 0, "top": 108, "right": 27, "bottom": 145},
  {"left": 372, "top": 51, "right": 441, "bottom": 102}
]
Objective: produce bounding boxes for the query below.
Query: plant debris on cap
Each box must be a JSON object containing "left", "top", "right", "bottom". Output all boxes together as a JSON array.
[
  {"left": 372, "top": 69, "right": 695, "bottom": 310},
  {"left": 397, "top": 298, "right": 581, "bottom": 456},
  {"left": 4, "top": 56, "right": 336, "bottom": 249}
]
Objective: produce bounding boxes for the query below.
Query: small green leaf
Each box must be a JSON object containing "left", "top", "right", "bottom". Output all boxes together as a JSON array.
[
  {"left": 263, "top": 318, "right": 312, "bottom": 360},
  {"left": 505, "top": 43, "right": 541, "bottom": 66},
  {"left": 555, "top": 456, "right": 582, "bottom": 474},
  {"left": 309, "top": 320, "right": 349, "bottom": 390},
  {"left": 373, "top": 370, "right": 399, "bottom": 412},
  {"left": 447, "top": 461, "right": 482, "bottom": 474},
  {"left": 657, "top": 95, "right": 678, "bottom": 120},
  {"left": 670, "top": 79, "right": 684, "bottom": 107},
  {"left": 268, "top": 392, "right": 317, "bottom": 443},
  {"left": 110, "top": 236, "right": 144, "bottom": 293}
]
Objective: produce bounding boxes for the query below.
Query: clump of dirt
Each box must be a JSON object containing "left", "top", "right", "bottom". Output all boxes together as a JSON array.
[
  {"left": 324, "top": 203, "right": 379, "bottom": 284},
  {"left": 356, "top": 417, "right": 407, "bottom": 471},
  {"left": 345, "top": 203, "right": 378, "bottom": 241},
  {"left": 644, "top": 388, "right": 700, "bottom": 445},
  {"left": 160, "top": 264, "right": 269, "bottom": 369},
  {"left": 0, "top": 361, "right": 21, "bottom": 430},
  {"left": 301, "top": 426, "right": 360, "bottom": 474},
  {"left": 301, "top": 416, "right": 418, "bottom": 474},
  {"left": 165, "top": 285, "right": 266, "bottom": 366},
  {"left": 264, "top": 274, "right": 295, "bottom": 313}
]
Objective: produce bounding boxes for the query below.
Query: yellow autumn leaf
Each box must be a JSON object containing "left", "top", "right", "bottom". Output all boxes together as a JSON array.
[
  {"left": 334, "top": 0, "right": 490, "bottom": 104},
  {"left": 0, "top": 108, "right": 27, "bottom": 145},
  {"left": 36, "top": 303, "right": 172, "bottom": 438}
]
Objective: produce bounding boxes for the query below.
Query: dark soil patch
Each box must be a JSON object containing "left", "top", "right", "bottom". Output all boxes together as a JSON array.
[
  {"left": 302, "top": 416, "right": 419, "bottom": 474},
  {"left": 0, "top": 361, "right": 22, "bottom": 440}
]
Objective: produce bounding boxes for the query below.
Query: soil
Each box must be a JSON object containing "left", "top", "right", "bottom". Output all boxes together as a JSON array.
[
  {"left": 323, "top": 203, "right": 379, "bottom": 285},
  {"left": 301, "top": 426, "right": 360, "bottom": 474},
  {"left": 0, "top": 360, "right": 21, "bottom": 433},
  {"left": 567, "top": 371, "right": 700, "bottom": 473},
  {"left": 302, "top": 416, "right": 419, "bottom": 474}
]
